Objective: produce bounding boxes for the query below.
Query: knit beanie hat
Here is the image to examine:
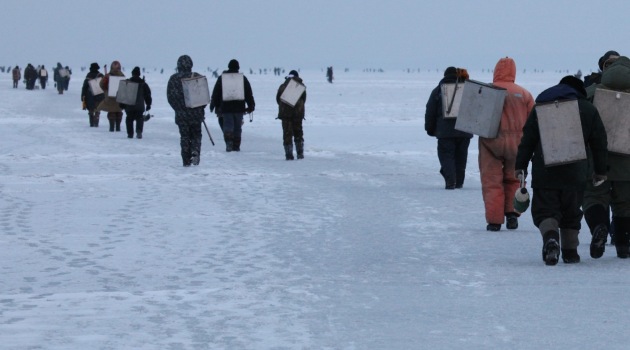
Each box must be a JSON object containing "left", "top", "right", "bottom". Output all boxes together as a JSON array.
[
  {"left": 228, "top": 59, "right": 240, "bottom": 70},
  {"left": 132, "top": 66, "right": 141, "bottom": 77},
  {"left": 598, "top": 50, "right": 620, "bottom": 70},
  {"left": 444, "top": 66, "right": 457, "bottom": 77},
  {"left": 559, "top": 75, "right": 587, "bottom": 97}
]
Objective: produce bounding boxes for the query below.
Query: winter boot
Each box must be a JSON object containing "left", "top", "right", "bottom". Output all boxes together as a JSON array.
[
  {"left": 109, "top": 120, "right": 115, "bottom": 132},
  {"left": 284, "top": 144, "right": 294, "bottom": 160},
  {"left": 115, "top": 120, "right": 121, "bottom": 132},
  {"left": 190, "top": 151, "right": 200, "bottom": 166},
  {"left": 590, "top": 223, "right": 608, "bottom": 259},
  {"left": 542, "top": 230, "right": 560, "bottom": 266},
  {"left": 613, "top": 217, "right": 630, "bottom": 259},
  {"left": 233, "top": 137, "right": 241, "bottom": 152},
  {"left": 224, "top": 134, "right": 233, "bottom": 152},
  {"left": 296, "top": 141, "right": 304, "bottom": 159},
  {"left": 182, "top": 150, "right": 192, "bottom": 167},
  {"left": 506, "top": 213, "right": 519, "bottom": 230},
  {"left": 486, "top": 224, "right": 501, "bottom": 231},
  {"left": 561, "top": 249, "right": 581, "bottom": 264}
]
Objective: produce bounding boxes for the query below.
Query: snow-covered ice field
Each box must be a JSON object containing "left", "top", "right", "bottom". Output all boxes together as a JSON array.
[{"left": 1, "top": 67, "right": 628, "bottom": 349}]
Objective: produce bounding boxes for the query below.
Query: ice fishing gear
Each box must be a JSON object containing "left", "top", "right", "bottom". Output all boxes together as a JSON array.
[
  {"left": 202, "top": 120, "right": 215, "bottom": 146},
  {"left": 513, "top": 173, "right": 530, "bottom": 213},
  {"left": 143, "top": 113, "right": 152, "bottom": 122}
]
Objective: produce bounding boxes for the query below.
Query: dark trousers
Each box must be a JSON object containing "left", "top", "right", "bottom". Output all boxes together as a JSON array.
[
  {"left": 177, "top": 122, "right": 202, "bottom": 165},
  {"left": 125, "top": 111, "right": 144, "bottom": 137},
  {"left": 282, "top": 118, "right": 304, "bottom": 145},
  {"left": 437, "top": 137, "right": 470, "bottom": 188},
  {"left": 532, "top": 188, "right": 584, "bottom": 230}
]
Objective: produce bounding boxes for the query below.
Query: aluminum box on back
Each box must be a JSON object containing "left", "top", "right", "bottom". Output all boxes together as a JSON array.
[
  {"left": 88, "top": 78, "right": 103, "bottom": 96},
  {"left": 280, "top": 79, "right": 306, "bottom": 107},
  {"left": 116, "top": 80, "right": 139, "bottom": 105},
  {"left": 593, "top": 88, "right": 630, "bottom": 156},
  {"left": 454, "top": 80, "right": 506, "bottom": 138},
  {"left": 221, "top": 73, "right": 245, "bottom": 101},
  {"left": 440, "top": 82, "right": 465, "bottom": 118},
  {"left": 107, "top": 76, "right": 125, "bottom": 97},
  {"left": 536, "top": 99, "right": 586, "bottom": 166},
  {"left": 182, "top": 75, "right": 210, "bottom": 108}
]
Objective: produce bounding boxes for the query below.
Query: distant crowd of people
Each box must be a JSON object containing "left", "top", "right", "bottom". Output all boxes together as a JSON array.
[{"left": 9, "top": 63, "right": 71, "bottom": 91}]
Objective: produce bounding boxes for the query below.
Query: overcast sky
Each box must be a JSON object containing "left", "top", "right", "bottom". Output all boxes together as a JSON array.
[{"left": 2, "top": 0, "right": 629, "bottom": 73}]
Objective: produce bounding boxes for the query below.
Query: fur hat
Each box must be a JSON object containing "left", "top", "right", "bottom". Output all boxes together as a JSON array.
[
  {"left": 110, "top": 60, "right": 121, "bottom": 72},
  {"left": 90, "top": 62, "right": 100, "bottom": 71},
  {"left": 289, "top": 70, "right": 299, "bottom": 78},
  {"left": 444, "top": 66, "right": 457, "bottom": 77},
  {"left": 228, "top": 59, "right": 240, "bottom": 70},
  {"left": 559, "top": 75, "right": 587, "bottom": 97},
  {"left": 598, "top": 50, "right": 620, "bottom": 70},
  {"left": 132, "top": 66, "right": 141, "bottom": 77}
]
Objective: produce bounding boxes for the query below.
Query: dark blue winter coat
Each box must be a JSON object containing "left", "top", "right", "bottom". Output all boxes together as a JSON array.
[
  {"left": 515, "top": 83, "right": 608, "bottom": 190},
  {"left": 424, "top": 75, "right": 473, "bottom": 139},
  {"left": 81, "top": 70, "right": 105, "bottom": 111}
]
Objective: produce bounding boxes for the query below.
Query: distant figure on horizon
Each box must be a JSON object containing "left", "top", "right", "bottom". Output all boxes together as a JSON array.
[
  {"left": 24, "top": 64, "right": 37, "bottom": 90},
  {"left": 38, "top": 65, "right": 48, "bottom": 89},
  {"left": 53, "top": 63, "right": 67, "bottom": 94},
  {"left": 12, "top": 65, "right": 20, "bottom": 88},
  {"left": 326, "top": 66, "right": 334, "bottom": 83}
]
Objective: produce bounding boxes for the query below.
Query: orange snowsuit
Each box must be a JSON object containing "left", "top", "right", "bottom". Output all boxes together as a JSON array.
[{"left": 479, "top": 57, "right": 535, "bottom": 225}]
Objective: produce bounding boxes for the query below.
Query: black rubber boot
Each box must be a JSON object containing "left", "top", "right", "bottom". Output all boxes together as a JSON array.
[
  {"left": 233, "top": 137, "right": 241, "bottom": 152},
  {"left": 542, "top": 230, "right": 560, "bottom": 266},
  {"left": 613, "top": 217, "right": 630, "bottom": 259},
  {"left": 284, "top": 144, "right": 294, "bottom": 160},
  {"left": 296, "top": 141, "right": 304, "bottom": 159}
]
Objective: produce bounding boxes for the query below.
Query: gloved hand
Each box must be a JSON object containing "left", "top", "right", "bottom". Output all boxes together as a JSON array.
[
  {"left": 245, "top": 106, "right": 254, "bottom": 114},
  {"left": 593, "top": 174, "right": 607, "bottom": 187},
  {"left": 514, "top": 169, "right": 527, "bottom": 181},
  {"left": 146, "top": 105, "right": 151, "bottom": 111}
]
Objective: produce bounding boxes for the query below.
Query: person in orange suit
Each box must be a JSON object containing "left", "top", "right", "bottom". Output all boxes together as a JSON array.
[{"left": 480, "top": 57, "right": 535, "bottom": 231}]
